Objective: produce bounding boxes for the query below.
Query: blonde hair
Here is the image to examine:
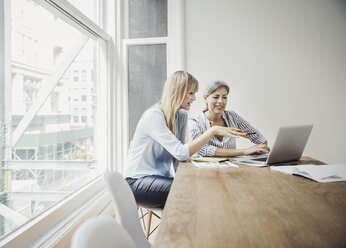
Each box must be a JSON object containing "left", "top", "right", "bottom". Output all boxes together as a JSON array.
[{"left": 160, "top": 71, "right": 198, "bottom": 135}]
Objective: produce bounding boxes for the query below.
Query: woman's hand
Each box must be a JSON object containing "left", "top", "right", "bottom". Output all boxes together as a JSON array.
[
  {"left": 188, "top": 126, "right": 249, "bottom": 156},
  {"left": 211, "top": 126, "right": 247, "bottom": 138},
  {"left": 242, "top": 144, "right": 271, "bottom": 156}
]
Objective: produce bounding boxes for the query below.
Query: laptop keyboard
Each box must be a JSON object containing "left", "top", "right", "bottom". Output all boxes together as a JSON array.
[{"left": 252, "top": 157, "right": 268, "bottom": 162}]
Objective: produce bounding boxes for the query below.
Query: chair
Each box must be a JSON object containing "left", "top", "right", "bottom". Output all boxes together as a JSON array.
[
  {"left": 104, "top": 171, "right": 151, "bottom": 248},
  {"left": 138, "top": 206, "right": 161, "bottom": 239},
  {"left": 71, "top": 215, "right": 135, "bottom": 248}
]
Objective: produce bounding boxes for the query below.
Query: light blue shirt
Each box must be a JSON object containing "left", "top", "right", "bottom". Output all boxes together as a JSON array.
[{"left": 124, "top": 105, "right": 190, "bottom": 178}]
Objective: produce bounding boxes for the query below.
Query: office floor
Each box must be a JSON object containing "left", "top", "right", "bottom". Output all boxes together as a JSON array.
[{"left": 138, "top": 208, "right": 161, "bottom": 244}]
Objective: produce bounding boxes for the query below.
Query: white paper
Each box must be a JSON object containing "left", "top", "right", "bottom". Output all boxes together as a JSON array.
[
  {"left": 270, "top": 166, "right": 295, "bottom": 174},
  {"left": 190, "top": 157, "right": 230, "bottom": 163},
  {"left": 191, "top": 161, "right": 239, "bottom": 169},
  {"left": 270, "top": 164, "right": 346, "bottom": 183},
  {"left": 234, "top": 160, "right": 267, "bottom": 167}
]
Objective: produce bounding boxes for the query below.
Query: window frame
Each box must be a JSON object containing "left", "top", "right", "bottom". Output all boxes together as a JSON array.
[
  {"left": 120, "top": 0, "right": 186, "bottom": 167},
  {"left": 0, "top": 0, "right": 118, "bottom": 246}
]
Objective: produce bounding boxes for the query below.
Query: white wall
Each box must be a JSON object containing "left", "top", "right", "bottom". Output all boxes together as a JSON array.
[{"left": 185, "top": 0, "right": 346, "bottom": 163}]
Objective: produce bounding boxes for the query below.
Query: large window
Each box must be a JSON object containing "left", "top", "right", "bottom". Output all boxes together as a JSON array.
[{"left": 0, "top": 0, "right": 111, "bottom": 240}]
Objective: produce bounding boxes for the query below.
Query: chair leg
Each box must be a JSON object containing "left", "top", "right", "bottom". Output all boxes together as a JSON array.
[
  {"left": 146, "top": 210, "right": 153, "bottom": 239},
  {"left": 137, "top": 207, "right": 146, "bottom": 229}
]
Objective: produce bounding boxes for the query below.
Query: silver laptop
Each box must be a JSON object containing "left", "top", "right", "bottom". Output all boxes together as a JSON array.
[{"left": 235, "top": 125, "right": 313, "bottom": 166}]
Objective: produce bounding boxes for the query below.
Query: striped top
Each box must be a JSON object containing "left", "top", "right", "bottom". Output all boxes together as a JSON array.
[{"left": 189, "top": 110, "right": 266, "bottom": 157}]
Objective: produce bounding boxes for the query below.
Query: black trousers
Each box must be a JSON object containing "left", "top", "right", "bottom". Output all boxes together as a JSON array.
[{"left": 126, "top": 175, "right": 173, "bottom": 209}]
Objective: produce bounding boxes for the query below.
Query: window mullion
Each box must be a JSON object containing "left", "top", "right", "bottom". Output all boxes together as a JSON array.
[
  {"left": 167, "top": 0, "right": 185, "bottom": 73},
  {"left": 1, "top": 0, "right": 12, "bottom": 192},
  {"left": 33, "top": 0, "right": 111, "bottom": 42},
  {"left": 123, "top": 37, "right": 168, "bottom": 46},
  {"left": 0, "top": 203, "right": 28, "bottom": 227}
]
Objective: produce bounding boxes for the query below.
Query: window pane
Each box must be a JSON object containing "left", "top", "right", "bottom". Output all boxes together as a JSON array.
[
  {"left": 129, "top": 0, "right": 167, "bottom": 38},
  {"left": 128, "top": 44, "right": 166, "bottom": 140},
  {"left": 3, "top": 0, "right": 102, "bottom": 238}
]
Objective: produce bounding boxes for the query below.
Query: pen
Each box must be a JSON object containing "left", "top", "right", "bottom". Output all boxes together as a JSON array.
[
  {"left": 219, "top": 159, "right": 229, "bottom": 163},
  {"left": 247, "top": 132, "right": 256, "bottom": 135}
]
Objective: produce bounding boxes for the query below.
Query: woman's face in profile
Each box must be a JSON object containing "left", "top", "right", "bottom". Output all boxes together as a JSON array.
[
  {"left": 180, "top": 89, "right": 197, "bottom": 110},
  {"left": 205, "top": 87, "right": 228, "bottom": 114}
]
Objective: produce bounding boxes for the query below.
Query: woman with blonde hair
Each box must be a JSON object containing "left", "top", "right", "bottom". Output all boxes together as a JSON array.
[{"left": 125, "top": 71, "right": 247, "bottom": 208}]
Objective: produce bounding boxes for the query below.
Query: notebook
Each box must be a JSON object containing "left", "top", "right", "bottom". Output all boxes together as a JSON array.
[{"left": 270, "top": 164, "right": 346, "bottom": 183}]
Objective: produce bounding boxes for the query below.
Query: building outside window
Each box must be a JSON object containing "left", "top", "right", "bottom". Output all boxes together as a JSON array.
[
  {"left": 73, "top": 70, "right": 79, "bottom": 82},
  {"left": 0, "top": 0, "right": 111, "bottom": 240},
  {"left": 81, "top": 70, "right": 87, "bottom": 82},
  {"left": 81, "top": 107, "right": 87, "bottom": 123},
  {"left": 73, "top": 107, "right": 80, "bottom": 123}
]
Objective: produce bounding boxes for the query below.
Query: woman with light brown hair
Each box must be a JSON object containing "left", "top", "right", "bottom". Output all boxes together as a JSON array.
[
  {"left": 189, "top": 80, "right": 270, "bottom": 157},
  {"left": 124, "top": 72, "right": 247, "bottom": 208}
]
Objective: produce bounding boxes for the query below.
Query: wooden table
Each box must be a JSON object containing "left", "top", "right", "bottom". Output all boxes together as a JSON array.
[{"left": 154, "top": 157, "right": 346, "bottom": 248}]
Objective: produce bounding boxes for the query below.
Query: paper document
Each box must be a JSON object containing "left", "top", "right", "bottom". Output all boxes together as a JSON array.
[
  {"left": 190, "top": 157, "right": 230, "bottom": 163},
  {"left": 191, "top": 161, "right": 239, "bottom": 169},
  {"left": 270, "top": 164, "right": 346, "bottom": 183},
  {"left": 234, "top": 160, "right": 267, "bottom": 167}
]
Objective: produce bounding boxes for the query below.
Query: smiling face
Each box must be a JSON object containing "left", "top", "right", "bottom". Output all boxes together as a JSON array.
[
  {"left": 205, "top": 87, "right": 228, "bottom": 115},
  {"left": 180, "top": 89, "right": 197, "bottom": 110}
]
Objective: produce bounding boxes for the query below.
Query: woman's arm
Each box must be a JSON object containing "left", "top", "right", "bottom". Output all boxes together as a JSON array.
[
  {"left": 212, "top": 143, "right": 270, "bottom": 157},
  {"left": 212, "top": 148, "right": 245, "bottom": 157},
  {"left": 143, "top": 109, "right": 245, "bottom": 160},
  {"left": 189, "top": 118, "right": 217, "bottom": 156},
  {"left": 188, "top": 126, "right": 246, "bottom": 156},
  {"left": 189, "top": 116, "right": 251, "bottom": 157},
  {"left": 145, "top": 109, "right": 247, "bottom": 159},
  {"left": 229, "top": 111, "right": 266, "bottom": 144}
]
